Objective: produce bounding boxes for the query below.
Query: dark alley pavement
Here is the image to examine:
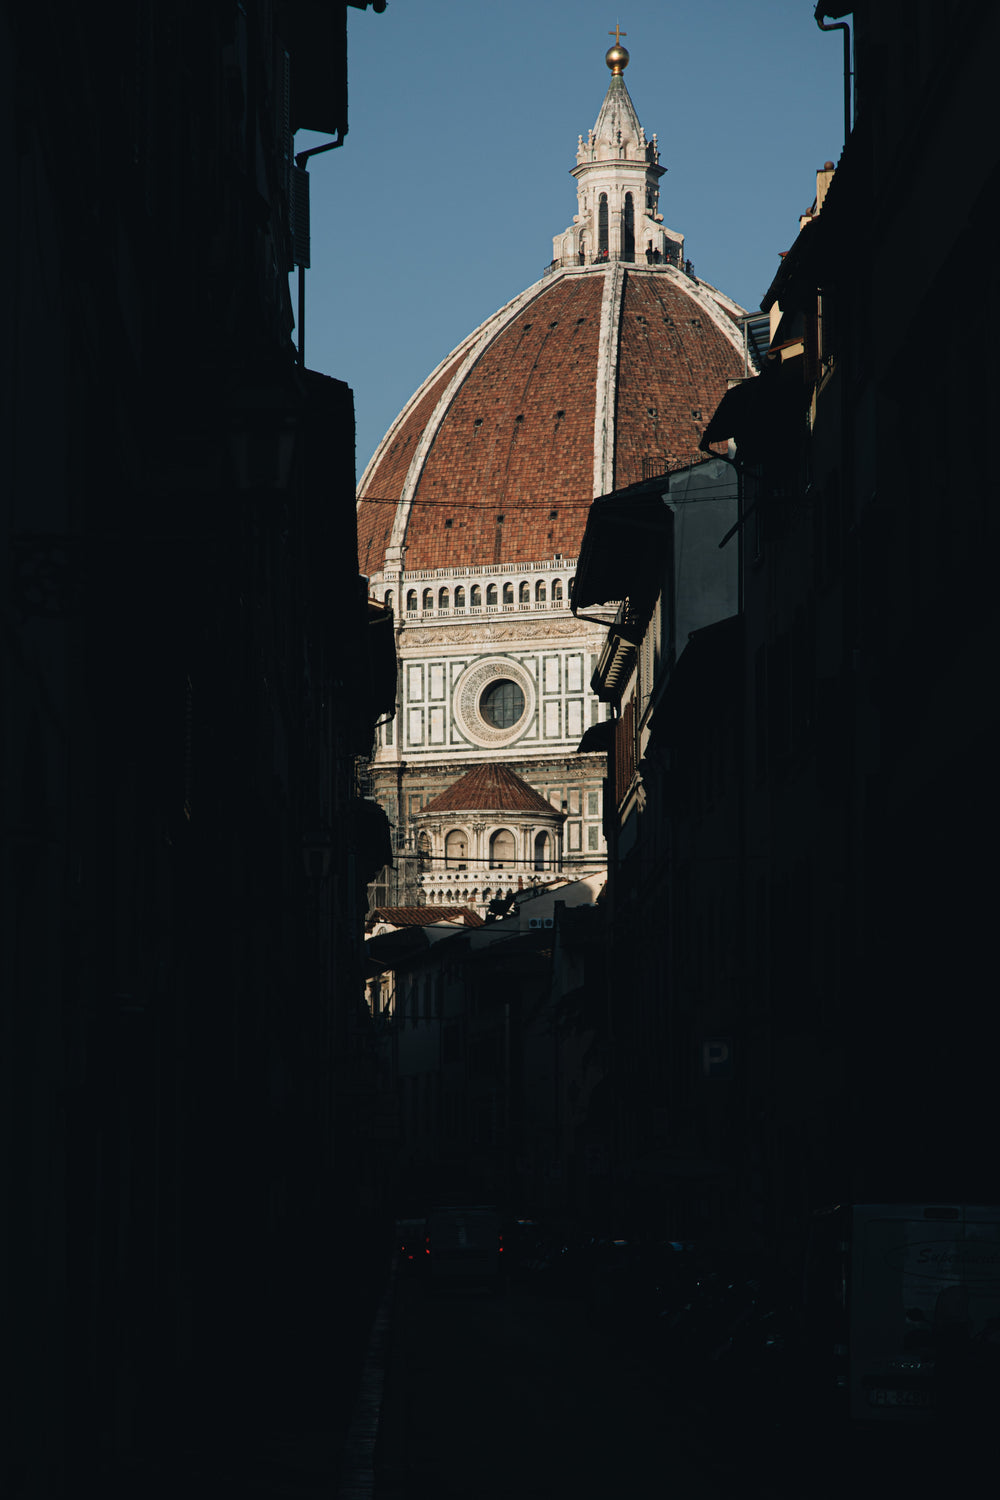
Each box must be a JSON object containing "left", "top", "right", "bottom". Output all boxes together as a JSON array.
[
  {"left": 351, "top": 1266, "right": 731, "bottom": 1499},
  {"left": 330, "top": 1262, "right": 973, "bottom": 1500}
]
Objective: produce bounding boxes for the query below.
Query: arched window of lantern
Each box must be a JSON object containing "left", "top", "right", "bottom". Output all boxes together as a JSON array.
[
  {"left": 384, "top": 589, "right": 392, "bottom": 610},
  {"left": 623, "top": 192, "right": 635, "bottom": 260},
  {"left": 455, "top": 585, "right": 466, "bottom": 608},
  {"left": 552, "top": 578, "right": 563, "bottom": 602},
  {"left": 598, "top": 193, "right": 608, "bottom": 255},
  {"left": 534, "top": 832, "right": 551, "bottom": 871},
  {"left": 486, "top": 583, "right": 498, "bottom": 607},
  {"left": 502, "top": 581, "right": 514, "bottom": 605},
  {"left": 438, "top": 587, "right": 449, "bottom": 610},
  {"left": 519, "top": 581, "right": 530, "bottom": 604},
  {"left": 569, "top": 575, "right": 575, "bottom": 599},
  {"left": 406, "top": 590, "right": 417, "bottom": 612},
  {"left": 471, "top": 584, "right": 482, "bottom": 607},
  {"left": 445, "top": 830, "right": 468, "bottom": 868},
  {"left": 489, "top": 829, "right": 516, "bottom": 869},
  {"left": 422, "top": 589, "right": 433, "bottom": 610},
  {"left": 536, "top": 580, "right": 547, "bottom": 603}
]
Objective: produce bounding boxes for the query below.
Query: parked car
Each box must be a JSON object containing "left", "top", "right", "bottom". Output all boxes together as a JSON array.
[
  {"left": 395, "top": 1217, "right": 426, "bottom": 1273},
  {"left": 423, "top": 1204, "right": 505, "bottom": 1290}
]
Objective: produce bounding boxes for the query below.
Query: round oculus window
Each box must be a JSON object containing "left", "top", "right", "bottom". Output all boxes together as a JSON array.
[
  {"left": 454, "top": 658, "right": 536, "bottom": 747},
  {"left": 479, "top": 679, "right": 525, "bottom": 729}
]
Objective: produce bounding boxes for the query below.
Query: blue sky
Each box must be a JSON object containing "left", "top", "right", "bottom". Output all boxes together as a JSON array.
[{"left": 294, "top": 1, "right": 847, "bottom": 477}]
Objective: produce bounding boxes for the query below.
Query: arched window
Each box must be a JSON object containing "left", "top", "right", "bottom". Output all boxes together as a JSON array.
[
  {"left": 552, "top": 578, "right": 563, "bottom": 602},
  {"left": 569, "top": 575, "right": 575, "bottom": 599},
  {"left": 534, "top": 832, "right": 551, "bottom": 871},
  {"left": 598, "top": 193, "right": 608, "bottom": 256},
  {"left": 445, "top": 830, "right": 468, "bottom": 869},
  {"left": 519, "top": 581, "right": 530, "bottom": 604},
  {"left": 422, "top": 589, "right": 433, "bottom": 610},
  {"left": 406, "top": 590, "right": 417, "bottom": 612},
  {"left": 489, "top": 829, "right": 516, "bottom": 869},
  {"left": 384, "top": 589, "right": 392, "bottom": 610},
  {"left": 486, "top": 583, "right": 498, "bottom": 607},
  {"left": 623, "top": 192, "right": 635, "bottom": 260},
  {"left": 471, "top": 584, "right": 482, "bottom": 607},
  {"left": 536, "top": 580, "right": 547, "bottom": 603},
  {"left": 502, "top": 581, "right": 514, "bottom": 605},
  {"left": 454, "top": 585, "right": 466, "bottom": 608},
  {"left": 438, "top": 587, "right": 450, "bottom": 610},
  {"left": 418, "top": 831, "right": 431, "bottom": 867}
]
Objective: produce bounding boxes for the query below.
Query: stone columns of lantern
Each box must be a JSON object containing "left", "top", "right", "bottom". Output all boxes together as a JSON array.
[{"left": 609, "top": 186, "right": 622, "bottom": 260}]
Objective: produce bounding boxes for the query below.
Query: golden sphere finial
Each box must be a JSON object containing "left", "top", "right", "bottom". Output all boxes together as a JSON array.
[{"left": 606, "top": 24, "right": 629, "bottom": 74}]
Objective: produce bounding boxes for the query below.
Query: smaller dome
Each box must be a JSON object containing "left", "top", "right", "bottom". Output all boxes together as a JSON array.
[{"left": 605, "top": 43, "right": 629, "bottom": 75}]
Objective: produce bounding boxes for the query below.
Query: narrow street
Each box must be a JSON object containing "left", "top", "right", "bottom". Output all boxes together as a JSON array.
[
  {"left": 363, "top": 1267, "right": 729, "bottom": 1500},
  {"left": 334, "top": 1262, "right": 963, "bottom": 1500}
]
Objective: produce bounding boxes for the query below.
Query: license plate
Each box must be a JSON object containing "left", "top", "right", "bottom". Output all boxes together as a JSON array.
[{"left": 868, "top": 1387, "right": 934, "bottom": 1408}]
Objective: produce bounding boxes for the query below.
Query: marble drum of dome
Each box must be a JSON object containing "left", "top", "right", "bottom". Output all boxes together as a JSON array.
[{"left": 453, "top": 658, "right": 537, "bottom": 749}]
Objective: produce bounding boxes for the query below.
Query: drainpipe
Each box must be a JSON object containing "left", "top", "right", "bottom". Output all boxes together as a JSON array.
[
  {"left": 814, "top": 6, "right": 853, "bottom": 148},
  {"left": 293, "top": 138, "right": 342, "bottom": 366}
]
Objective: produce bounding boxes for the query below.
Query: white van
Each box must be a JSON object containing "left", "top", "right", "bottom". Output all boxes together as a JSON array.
[{"left": 423, "top": 1204, "right": 504, "bottom": 1288}]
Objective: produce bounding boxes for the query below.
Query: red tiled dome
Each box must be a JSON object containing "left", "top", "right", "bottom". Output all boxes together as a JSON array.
[
  {"left": 357, "top": 263, "right": 746, "bottom": 579},
  {"left": 419, "top": 763, "right": 562, "bottom": 820}
]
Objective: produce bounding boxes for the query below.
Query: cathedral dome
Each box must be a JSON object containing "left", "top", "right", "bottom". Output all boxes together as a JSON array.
[
  {"left": 357, "top": 49, "right": 747, "bottom": 582},
  {"left": 361, "top": 41, "right": 750, "bottom": 911}
]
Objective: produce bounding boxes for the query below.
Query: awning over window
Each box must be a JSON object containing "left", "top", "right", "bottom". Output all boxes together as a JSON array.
[
  {"left": 573, "top": 483, "right": 672, "bottom": 611},
  {"left": 701, "top": 368, "right": 805, "bottom": 466}
]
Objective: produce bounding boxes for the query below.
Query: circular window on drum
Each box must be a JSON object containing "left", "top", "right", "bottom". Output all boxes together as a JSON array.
[
  {"left": 480, "top": 679, "right": 525, "bottom": 730},
  {"left": 453, "top": 658, "right": 536, "bottom": 748}
]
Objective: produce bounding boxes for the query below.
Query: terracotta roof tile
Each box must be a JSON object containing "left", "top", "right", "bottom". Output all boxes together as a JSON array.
[
  {"left": 400, "top": 275, "right": 604, "bottom": 572},
  {"left": 419, "top": 763, "right": 564, "bottom": 818},
  {"left": 613, "top": 274, "right": 744, "bottom": 488},
  {"left": 357, "top": 266, "right": 745, "bottom": 578},
  {"left": 367, "top": 905, "right": 484, "bottom": 931},
  {"left": 357, "top": 348, "right": 467, "bottom": 577}
]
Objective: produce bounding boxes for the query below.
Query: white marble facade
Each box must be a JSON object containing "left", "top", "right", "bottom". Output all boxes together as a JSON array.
[
  {"left": 369, "top": 557, "right": 613, "bottom": 904},
  {"left": 375, "top": 559, "right": 611, "bottom": 765}
]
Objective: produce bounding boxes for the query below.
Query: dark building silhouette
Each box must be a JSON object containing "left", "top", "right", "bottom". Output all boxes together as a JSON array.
[
  {"left": 704, "top": 0, "right": 1000, "bottom": 1232},
  {"left": 574, "top": 1, "right": 1000, "bottom": 1259},
  {"left": 2, "top": 4, "right": 391, "bottom": 1493}
]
